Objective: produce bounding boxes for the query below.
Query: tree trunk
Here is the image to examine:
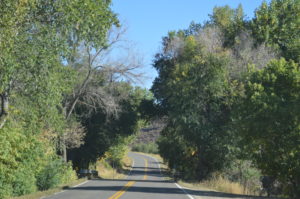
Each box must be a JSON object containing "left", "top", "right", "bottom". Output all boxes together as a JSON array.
[
  {"left": 63, "top": 142, "right": 67, "bottom": 162},
  {"left": 62, "top": 69, "right": 92, "bottom": 162},
  {"left": 0, "top": 92, "right": 9, "bottom": 129}
]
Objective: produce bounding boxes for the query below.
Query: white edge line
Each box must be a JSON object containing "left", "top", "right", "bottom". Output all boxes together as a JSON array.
[
  {"left": 175, "top": 183, "right": 195, "bottom": 199},
  {"left": 54, "top": 190, "right": 66, "bottom": 195},
  {"left": 42, "top": 180, "right": 89, "bottom": 198},
  {"left": 72, "top": 180, "right": 89, "bottom": 188}
]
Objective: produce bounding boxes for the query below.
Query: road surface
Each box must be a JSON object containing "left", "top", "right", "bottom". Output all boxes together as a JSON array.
[
  {"left": 45, "top": 152, "right": 268, "bottom": 199},
  {"left": 45, "top": 152, "right": 193, "bottom": 199}
]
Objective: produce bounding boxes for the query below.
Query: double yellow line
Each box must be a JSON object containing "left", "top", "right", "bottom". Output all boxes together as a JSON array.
[
  {"left": 107, "top": 157, "right": 148, "bottom": 199},
  {"left": 108, "top": 181, "right": 135, "bottom": 199},
  {"left": 143, "top": 158, "right": 148, "bottom": 180}
]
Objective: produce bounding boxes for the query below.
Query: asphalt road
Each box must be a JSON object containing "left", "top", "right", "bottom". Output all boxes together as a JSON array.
[{"left": 45, "top": 152, "right": 192, "bottom": 199}]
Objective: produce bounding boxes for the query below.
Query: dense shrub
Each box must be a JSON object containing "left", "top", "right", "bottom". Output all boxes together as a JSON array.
[
  {"left": 60, "top": 162, "right": 78, "bottom": 184},
  {"left": 36, "top": 159, "right": 77, "bottom": 191},
  {"left": 105, "top": 136, "right": 134, "bottom": 169},
  {"left": 12, "top": 167, "right": 37, "bottom": 196},
  {"left": 0, "top": 124, "right": 41, "bottom": 198}
]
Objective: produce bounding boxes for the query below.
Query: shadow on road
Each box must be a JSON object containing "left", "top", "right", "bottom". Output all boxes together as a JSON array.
[
  {"left": 89, "top": 178, "right": 171, "bottom": 183},
  {"left": 69, "top": 180, "right": 278, "bottom": 199},
  {"left": 82, "top": 155, "right": 279, "bottom": 199}
]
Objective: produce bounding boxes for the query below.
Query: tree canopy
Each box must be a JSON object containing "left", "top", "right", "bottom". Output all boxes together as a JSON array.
[
  {"left": 153, "top": 0, "right": 300, "bottom": 197},
  {"left": 0, "top": 1, "right": 147, "bottom": 198}
]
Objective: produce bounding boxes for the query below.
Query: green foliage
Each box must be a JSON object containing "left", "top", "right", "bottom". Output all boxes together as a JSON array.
[
  {"left": 69, "top": 84, "right": 148, "bottom": 168},
  {"left": 234, "top": 58, "right": 300, "bottom": 197},
  {"left": 12, "top": 167, "right": 37, "bottom": 196},
  {"left": 157, "top": 128, "right": 199, "bottom": 180},
  {"left": 0, "top": 0, "right": 118, "bottom": 198},
  {"left": 252, "top": 0, "right": 300, "bottom": 62},
  {"left": 153, "top": 32, "right": 234, "bottom": 180},
  {"left": 152, "top": 2, "right": 300, "bottom": 197},
  {"left": 36, "top": 159, "right": 76, "bottom": 191},
  {"left": 0, "top": 121, "right": 77, "bottom": 198},
  {"left": 105, "top": 136, "right": 134, "bottom": 169},
  {"left": 223, "top": 160, "right": 262, "bottom": 194},
  {"left": 0, "top": 123, "right": 42, "bottom": 198},
  {"left": 132, "top": 142, "right": 159, "bottom": 154},
  {"left": 209, "top": 4, "right": 246, "bottom": 47}
]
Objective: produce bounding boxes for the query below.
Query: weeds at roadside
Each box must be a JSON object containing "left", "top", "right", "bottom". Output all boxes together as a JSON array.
[{"left": 11, "top": 178, "right": 87, "bottom": 199}]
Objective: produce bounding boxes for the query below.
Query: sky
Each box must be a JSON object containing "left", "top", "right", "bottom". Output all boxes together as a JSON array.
[{"left": 111, "top": 0, "right": 268, "bottom": 89}]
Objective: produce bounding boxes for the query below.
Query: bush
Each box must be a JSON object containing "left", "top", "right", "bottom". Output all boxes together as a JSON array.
[
  {"left": 36, "top": 159, "right": 63, "bottom": 191},
  {"left": 0, "top": 124, "right": 41, "bottom": 198},
  {"left": 12, "top": 167, "right": 37, "bottom": 197},
  {"left": 222, "top": 160, "right": 262, "bottom": 194},
  {"left": 60, "top": 162, "right": 77, "bottom": 184},
  {"left": 36, "top": 159, "right": 77, "bottom": 191},
  {"left": 132, "top": 142, "right": 159, "bottom": 154}
]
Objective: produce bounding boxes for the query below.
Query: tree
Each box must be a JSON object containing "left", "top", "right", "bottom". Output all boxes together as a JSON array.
[
  {"left": 234, "top": 59, "right": 300, "bottom": 197},
  {"left": 152, "top": 19, "right": 278, "bottom": 179},
  {"left": 0, "top": 0, "right": 121, "bottom": 197},
  {"left": 209, "top": 4, "right": 246, "bottom": 47},
  {"left": 152, "top": 2, "right": 299, "bottom": 197},
  {"left": 61, "top": 25, "right": 144, "bottom": 161},
  {"left": 0, "top": 0, "right": 124, "bottom": 161},
  {"left": 252, "top": 0, "right": 300, "bottom": 62},
  {"left": 0, "top": 0, "right": 119, "bottom": 129},
  {"left": 69, "top": 84, "right": 149, "bottom": 168},
  {"left": 153, "top": 30, "right": 234, "bottom": 179}
]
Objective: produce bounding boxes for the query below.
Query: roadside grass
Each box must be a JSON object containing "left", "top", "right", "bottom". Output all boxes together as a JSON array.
[
  {"left": 138, "top": 152, "right": 257, "bottom": 195},
  {"left": 196, "top": 175, "right": 258, "bottom": 195},
  {"left": 11, "top": 178, "right": 87, "bottom": 199},
  {"left": 12, "top": 153, "right": 134, "bottom": 199},
  {"left": 96, "top": 153, "right": 133, "bottom": 180},
  {"left": 178, "top": 177, "right": 253, "bottom": 195}
]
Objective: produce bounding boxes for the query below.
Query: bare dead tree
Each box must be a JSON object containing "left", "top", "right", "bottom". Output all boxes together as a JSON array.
[
  {"left": 195, "top": 26, "right": 224, "bottom": 54},
  {"left": 163, "top": 35, "right": 185, "bottom": 58},
  {"left": 194, "top": 27, "right": 277, "bottom": 79},
  {"left": 61, "top": 25, "right": 145, "bottom": 161},
  {"left": 63, "top": 123, "right": 86, "bottom": 149},
  {"left": 229, "top": 31, "right": 278, "bottom": 79},
  {"left": 65, "top": 26, "right": 144, "bottom": 120}
]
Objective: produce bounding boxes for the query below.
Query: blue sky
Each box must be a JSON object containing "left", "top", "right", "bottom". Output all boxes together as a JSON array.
[{"left": 111, "top": 0, "right": 267, "bottom": 89}]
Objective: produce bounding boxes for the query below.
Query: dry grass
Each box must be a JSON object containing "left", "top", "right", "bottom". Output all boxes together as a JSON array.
[
  {"left": 122, "top": 155, "right": 132, "bottom": 171},
  {"left": 206, "top": 176, "right": 255, "bottom": 195},
  {"left": 179, "top": 176, "right": 247, "bottom": 194},
  {"left": 135, "top": 152, "right": 255, "bottom": 195},
  {"left": 179, "top": 175, "right": 258, "bottom": 195},
  {"left": 11, "top": 178, "right": 87, "bottom": 199},
  {"left": 96, "top": 154, "right": 133, "bottom": 180}
]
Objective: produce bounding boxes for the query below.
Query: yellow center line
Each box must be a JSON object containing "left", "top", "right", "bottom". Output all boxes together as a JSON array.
[
  {"left": 108, "top": 181, "right": 135, "bottom": 199},
  {"left": 143, "top": 158, "right": 148, "bottom": 180},
  {"left": 107, "top": 156, "right": 148, "bottom": 199}
]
